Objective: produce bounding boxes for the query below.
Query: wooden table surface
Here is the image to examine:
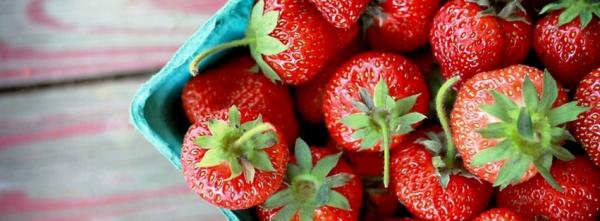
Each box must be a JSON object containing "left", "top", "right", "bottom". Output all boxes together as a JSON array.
[{"left": 0, "top": 0, "right": 228, "bottom": 220}]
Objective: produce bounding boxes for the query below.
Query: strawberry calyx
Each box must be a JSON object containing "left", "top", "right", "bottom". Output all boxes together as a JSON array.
[
  {"left": 417, "top": 131, "right": 478, "bottom": 188},
  {"left": 262, "top": 139, "right": 353, "bottom": 221},
  {"left": 540, "top": 0, "right": 600, "bottom": 28},
  {"left": 194, "top": 106, "right": 279, "bottom": 183},
  {"left": 467, "top": 0, "right": 530, "bottom": 24},
  {"left": 341, "top": 78, "right": 427, "bottom": 187},
  {"left": 472, "top": 71, "right": 589, "bottom": 191},
  {"left": 188, "top": 0, "right": 287, "bottom": 82},
  {"left": 416, "top": 132, "right": 478, "bottom": 189}
]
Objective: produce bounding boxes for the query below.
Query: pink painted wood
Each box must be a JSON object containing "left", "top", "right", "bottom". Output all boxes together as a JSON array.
[
  {"left": 0, "top": 0, "right": 227, "bottom": 88},
  {"left": 0, "top": 77, "right": 227, "bottom": 221}
]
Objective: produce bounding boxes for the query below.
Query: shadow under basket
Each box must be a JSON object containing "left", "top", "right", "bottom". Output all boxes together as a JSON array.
[{"left": 129, "top": 0, "right": 257, "bottom": 220}]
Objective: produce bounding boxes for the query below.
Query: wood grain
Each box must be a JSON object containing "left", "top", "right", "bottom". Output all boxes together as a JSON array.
[
  {"left": 0, "top": 0, "right": 226, "bottom": 89},
  {"left": 0, "top": 76, "right": 226, "bottom": 221}
]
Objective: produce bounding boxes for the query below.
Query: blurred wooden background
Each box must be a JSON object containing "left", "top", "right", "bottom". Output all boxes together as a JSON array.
[{"left": 0, "top": 0, "right": 228, "bottom": 220}]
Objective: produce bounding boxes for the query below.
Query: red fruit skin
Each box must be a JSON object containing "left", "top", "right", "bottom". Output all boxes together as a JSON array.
[
  {"left": 533, "top": 11, "right": 600, "bottom": 89},
  {"left": 497, "top": 156, "right": 600, "bottom": 221},
  {"left": 308, "top": 0, "right": 370, "bottom": 30},
  {"left": 180, "top": 109, "right": 289, "bottom": 210},
  {"left": 294, "top": 61, "right": 337, "bottom": 124},
  {"left": 345, "top": 125, "right": 440, "bottom": 176},
  {"left": 367, "top": 0, "right": 441, "bottom": 53},
  {"left": 430, "top": 0, "right": 532, "bottom": 88},
  {"left": 572, "top": 68, "right": 600, "bottom": 166},
  {"left": 391, "top": 142, "right": 493, "bottom": 221},
  {"left": 263, "top": 0, "right": 358, "bottom": 85},
  {"left": 451, "top": 65, "right": 568, "bottom": 185},
  {"left": 257, "top": 148, "right": 363, "bottom": 221},
  {"left": 323, "top": 51, "right": 430, "bottom": 153},
  {"left": 181, "top": 55, "right": 298, "bottom": 145},
  {"left": 347, "top": 151, "right": 384, "bottom": 177},
  {"left": 497, "top": 13, "right": 532, "bottom": 65},
  {"left": 473, "top": 208, "right": 526, "bottom": 221},
  {"left": 295, "top": 40, "right": 363, "bottom": 124}
]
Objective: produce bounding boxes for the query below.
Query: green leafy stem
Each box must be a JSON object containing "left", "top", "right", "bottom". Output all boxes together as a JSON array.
[
  {"left": 341, "top": 78, "right": 427, "bottom": 187},
  {"left": 188, "top": 0, "right": 288, "bottom": 82},
  {"left": 435, "top": 77, "right": 460, "bottom": 169},
  {"left": 194, "top": 106, "right": 279, "bottom": 183},
  {"left": 262, "top": 139, "right": 353, "bottom": 221},
  {"left": 541, "top": 0, "right": 600, "bottom": 28},
  {"left": 471, "top": 71, "right": 589, "bottom": 191}
]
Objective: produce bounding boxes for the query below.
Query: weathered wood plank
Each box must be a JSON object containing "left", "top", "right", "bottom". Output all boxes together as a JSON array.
[
  {"left": 0, "top": 76, "right": 226, "bottom": 221},
  {"left": 0, "top": 0, "right": 226, "bottom": 89}
]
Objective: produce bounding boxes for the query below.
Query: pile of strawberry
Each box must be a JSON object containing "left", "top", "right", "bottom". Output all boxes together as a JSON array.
[{"left": 178, "top": 0, "right": 600, "bottom": 220}]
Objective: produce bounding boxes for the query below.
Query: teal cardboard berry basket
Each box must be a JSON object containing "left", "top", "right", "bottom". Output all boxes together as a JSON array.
[{"left": 129, "top": 0, "right": 255, "bottom": 220}]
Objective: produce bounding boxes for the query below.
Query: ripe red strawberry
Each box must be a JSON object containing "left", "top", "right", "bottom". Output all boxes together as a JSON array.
[
  {"left": 188, "top": 0, "right": 358, "bottom": 85},
  {"left": 308, "top": 0, "right": 370, "bottom": 30},
  {"left": 347, "top": 151, "right": 400, "bottom": 219},
  {"left": 257, "top": 139, "right": 363, "bottom": 221},
  {"left": 323, "top": 51, "right": 429, "bottom": 186},
  {"left": 367, "top": 0, "right": 441, "bottom": 53},
  {"left": 572, "top": 68, "right": 600, "bottom": 166},
  {"left": 497, "top": 156, "right": 600, "bottom": 221},
  {"left": 346, "top": 151, "right": 384, "bottom": 177},
  {"left": 430, "top": 0, "right": 532, "bottom": 87},
  {"left": 346, "top": 125, "right": 441, "bottom": 178},
  {"left": 473, "top": 208, "right": 526, "bottom": 221},
  {"left": 533, "top": 0, "right": 600, "bottom": 89},
  {"left": 450, "top": 65, "right": 589, "bottom": 190},
  {"left": 181, "top": 55, "right": 298, "bottom": 145},
  {"left": 181, "top": 106, "right": 289, "bottom": 209},
  {"left": 391, "top": 131, "right": 493, "bottom": 221},
  {"left": 294, "top": 67, "right": 334, "bottom": 124},
  {"left": 295, "top": 40, "right": 363, "bottom": 124}
]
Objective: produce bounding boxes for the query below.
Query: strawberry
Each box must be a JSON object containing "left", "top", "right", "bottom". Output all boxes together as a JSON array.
[
  {"left": 323, "top": 51, "right": 429, "bottom": 186},
  {"left": 533, "top": 0, "right": 600, "bottom": 89},
  {"left": 430, "top": 0, "right": 532, "bottom": 87},
  {"left": 366, "top": 0, "right": 441, "bottom": 53},
  {"left": 497, "top": 156, "right": 600, "bottom": 221},
  {"left": 450, "top": 65, "right": 589, "bottom": 190},
  {"left": 346, "top": 151, "right": 384, "bottom": 177},
  {"left": 181, "top": 55, "right": 298, "bottom": 145},
  {"left": 257, "top": 139, "right": 363, "bottom": 221},
  {"left": 308, "top": 0, "right": 371, "bottom": 30},
  {"left": 391, "top": 130, "right": 493, "bottom": 221},
  {"left": 295, "top": 40, "right": 363, "bottom": 124},
  {"left": 188, "top": 0, "right": 358, "bottom": 85},
  {"left": 346, "top": 125, "right": 441, "bottom": 178},
  {"left": 473, "top": 208, "right": 526, "bottom": 221},
  {"left": 572, "top": 68, "right": 600, "bottom": 166},
  {"left": 181, "top": 106, "right": 289, "bottom": 209},
  {"left": 347, "top": 151, "right": 400, "bottom": 219}
]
